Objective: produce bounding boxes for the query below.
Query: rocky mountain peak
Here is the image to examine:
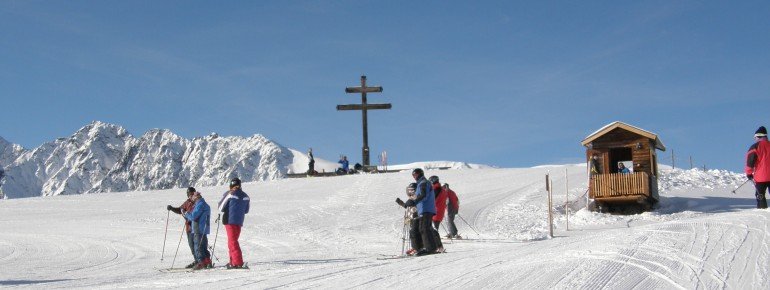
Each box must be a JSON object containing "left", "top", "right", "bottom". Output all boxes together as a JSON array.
[{"left": 0, "top": 122, "right": 301, "bottom": 199}]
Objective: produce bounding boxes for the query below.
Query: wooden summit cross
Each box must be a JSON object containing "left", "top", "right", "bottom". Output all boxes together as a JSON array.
[{"left": 337, "top": 75, "right": 391, "bottom": 168}]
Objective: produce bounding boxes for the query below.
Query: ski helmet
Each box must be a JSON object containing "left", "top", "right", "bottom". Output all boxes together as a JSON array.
[
  {"left": 412, "top": 168, "right": 424, "bottom": 176},
  {"left": 406, "top": 183, "right": 417, "bottom": 196},
  {"left": 229, "top": 178, "right": 242, "bottom": 188},
  {"left": 187, "top": 187, "right": 196, "bottom": 194},
  {"left": 429, "top": 175, "right": 439, "bottom": 184}
]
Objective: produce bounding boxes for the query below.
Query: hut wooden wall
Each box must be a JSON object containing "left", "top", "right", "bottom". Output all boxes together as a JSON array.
[{"left": 587, "top": 128, "right": 655, "bottom": 176}]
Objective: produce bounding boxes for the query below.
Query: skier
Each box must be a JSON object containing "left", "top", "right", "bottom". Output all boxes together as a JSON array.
[
  {"left": 404, "top": 168, "right": 437, "bottom": 256},
  {"left": 166, "top": 187, "right": 198, "bottom": 268},
  {"left": 443, "top": 183, "right": 461, "bottom": 239},
  {"left": 218, "top": 177, "right": 250, "bottom": 269},
  {"left": 398, "top": 182, "right": 421, "bottom": 256},
  {"left": 429, "top": 176, "right": 445, "bottom": 252},
  {"left": 184, "top": 191, "right": 212, "bottom": 270},
  {"left": 307, "top": 148, "right": 315, "bottom": 176},
  {"left": 746, "top": 126, "right": 770, "bottom": 209},
  {"left": 338, "top": 156, "right": 350, "bottom": 174}
]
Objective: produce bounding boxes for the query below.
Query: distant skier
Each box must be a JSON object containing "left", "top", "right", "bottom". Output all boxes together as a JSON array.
[
  {"left": 307, "top": 148, "right": 315, "bottom": 176},
  {"left": 429, "top": 176, "right": 445, "bottom": 252},
  {"left": 218, "top": 178, "right": 250, "bottom": 269},
  {"left": 746, "top": 126, "right": 770, "bottom": 209},
  {"left": 185, "top": 191, "right": 212, "bottom": 270},
  {"left": 166, "top": 187, "right": 198, "bottom": 268},
  {"left": 404, "top": 168, "right": 437, "bottom": 256},
  {"left": 338, "top": 156, "right": 350, "bottom": 174},
  {"left": 443, "top": 183, "right": 461, "bottom": 239}
]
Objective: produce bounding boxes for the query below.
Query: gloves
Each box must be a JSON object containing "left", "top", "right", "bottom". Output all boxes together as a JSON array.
[
  {"left": 166, "top": 205, "right": 172, "bottom": 211},
  {"left": 747, "top": 174, "right": 754, "bottom": 181},
  {"left": 404, "top": 200, "right": 416, "bottom": 207},
  {"left": 395, "top": 198, "right": 406, "bottom": 207}
]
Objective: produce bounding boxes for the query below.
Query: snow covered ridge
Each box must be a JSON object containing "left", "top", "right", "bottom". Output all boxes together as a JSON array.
[
  {"left": 387, "top": 161, "right": 496, "bottom": 170},
  {"left": 658, "top": 167, "right": 745, "bottom": 192},
  {"left": 0, "top": 121, "right": 303, "bottom": 199}
]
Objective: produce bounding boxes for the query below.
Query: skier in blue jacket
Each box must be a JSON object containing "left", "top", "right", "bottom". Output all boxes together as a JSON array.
[
  {"left": 184, "top": 191, "right": 211, "bottom": 270},
  {"left": 218, "top": 178, "right": 250, "bottom": 269},
  {"left": 404, "top": 168, "right": 437, "bottom": 255}
]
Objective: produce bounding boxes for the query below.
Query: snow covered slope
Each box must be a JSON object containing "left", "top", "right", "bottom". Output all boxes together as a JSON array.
[
  {"left": 0, "top": 121, "right": 339, "bottom": 199},
  {"left": 0, "top": 165, "right": 763, "bottom": 288}
]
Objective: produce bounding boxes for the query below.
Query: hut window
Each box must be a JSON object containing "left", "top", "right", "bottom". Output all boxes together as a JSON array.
[{"left": 609, "top": 147, "right": 633, "bottom": 173}]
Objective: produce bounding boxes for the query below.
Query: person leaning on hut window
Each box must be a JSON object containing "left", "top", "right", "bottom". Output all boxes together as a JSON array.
[
  {"left": 618, "top": 162, "right": 630, "bottom": 174},
  {"left": 590, "top": 154, "right": 602, "bottom": 176}
]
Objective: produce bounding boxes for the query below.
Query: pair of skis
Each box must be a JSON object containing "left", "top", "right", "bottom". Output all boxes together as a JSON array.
[{"left": 159, "top": 262, "right": 250, "bottom": 273}]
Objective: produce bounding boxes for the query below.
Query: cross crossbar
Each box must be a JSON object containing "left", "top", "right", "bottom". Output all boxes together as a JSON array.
[
  {"left": 337, "top": 104, "right": 392, "bottom": 111},
  {"left": 345, "top": 86, "right": 383, "bottom": 93}
]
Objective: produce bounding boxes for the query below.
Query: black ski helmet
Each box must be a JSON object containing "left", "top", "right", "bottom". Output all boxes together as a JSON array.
[
  {"left": 429, "top": 175, "right": 439, "bottom": 184},
  {"left": 406, "top": 183, "right": 417, "bottom": 195},
  {"left": 187, "top": 187, "right": 196, "bottom": 194},
  {"left": 229, "top": 178, "right": 242, "bottom": 188},
  {"left": 412, "top": 168, "right": 424, "bottom": 176}
]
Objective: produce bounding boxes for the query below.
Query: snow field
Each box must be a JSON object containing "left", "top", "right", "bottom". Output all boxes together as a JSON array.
[{"left": 0, "top": 165, "right": 766, "bottom": 289}]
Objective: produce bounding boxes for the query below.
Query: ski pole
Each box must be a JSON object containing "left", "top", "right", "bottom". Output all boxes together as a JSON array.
[
  {"left": 732, "top": 179, "right": 752, "bottom": 194},
  {"left": 170, "top": 218, "right": 186, "bottom": 268},
  {"left": 457, "top": 213, "right": 481, "bottom": 237},
  {"left": 439, "top": 222, "right": 452, "bottom": 244},
  {"left": 400, "top": 208, "right": 408, "bottom": 256},
  {"left": 161, "top": 210, "right": 170, "bottom": 261},
  {"left": 210, "top": 214, "right": 221, "bottom": 262}
]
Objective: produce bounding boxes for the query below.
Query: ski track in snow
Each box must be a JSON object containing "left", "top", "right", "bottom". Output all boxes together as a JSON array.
[{"left": 1, "top": 166, "right": 768, "bottom": 289}]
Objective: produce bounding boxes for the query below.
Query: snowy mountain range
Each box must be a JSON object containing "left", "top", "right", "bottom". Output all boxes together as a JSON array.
[
  {"left": 0, "top": 121, "right": 313, "bottom": 199},
  {"left": 0, "top": 121, "right": 496, "bottom": 199}
]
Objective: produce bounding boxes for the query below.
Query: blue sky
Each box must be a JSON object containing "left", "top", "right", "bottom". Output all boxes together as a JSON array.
[{"left": 1, "top": 1, "right": 768, "bottom": 172}]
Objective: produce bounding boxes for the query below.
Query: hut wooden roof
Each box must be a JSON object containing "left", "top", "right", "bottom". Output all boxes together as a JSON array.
[{"left": 581, "top": 121, "right": 666, "bottom": 151}]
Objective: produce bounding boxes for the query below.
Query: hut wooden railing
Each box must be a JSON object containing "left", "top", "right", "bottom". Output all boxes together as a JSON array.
[{"left": 590, "top": 172, "right": 650, "bottom": 199}]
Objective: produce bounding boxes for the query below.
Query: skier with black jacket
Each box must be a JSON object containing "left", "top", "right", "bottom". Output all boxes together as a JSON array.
[
  {"left": 166, "top": 187, "right": 198, "bottom": 268},
  {"left": 397, "top": 183, "right": 421, "bottom": 256}
]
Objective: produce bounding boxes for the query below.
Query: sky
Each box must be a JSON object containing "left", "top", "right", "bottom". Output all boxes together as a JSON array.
[{"left": 1, "top": 1, "right": 768, "bottom": 172}]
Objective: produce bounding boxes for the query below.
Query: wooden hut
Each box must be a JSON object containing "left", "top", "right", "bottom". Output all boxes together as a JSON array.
[{"left": 581, "top": 121, "right": 666, "bottom": 211}]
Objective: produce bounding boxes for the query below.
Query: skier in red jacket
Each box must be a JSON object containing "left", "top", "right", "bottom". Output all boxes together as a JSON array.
[
  {"left": 443, "top": 183, "right": 461, "bottom": 239},
  {"left": 429, "top": 176, "right": 445, "bottom": 253},
  {"left": 746, "top": 126, "right": 770, "bottom": 209}
]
